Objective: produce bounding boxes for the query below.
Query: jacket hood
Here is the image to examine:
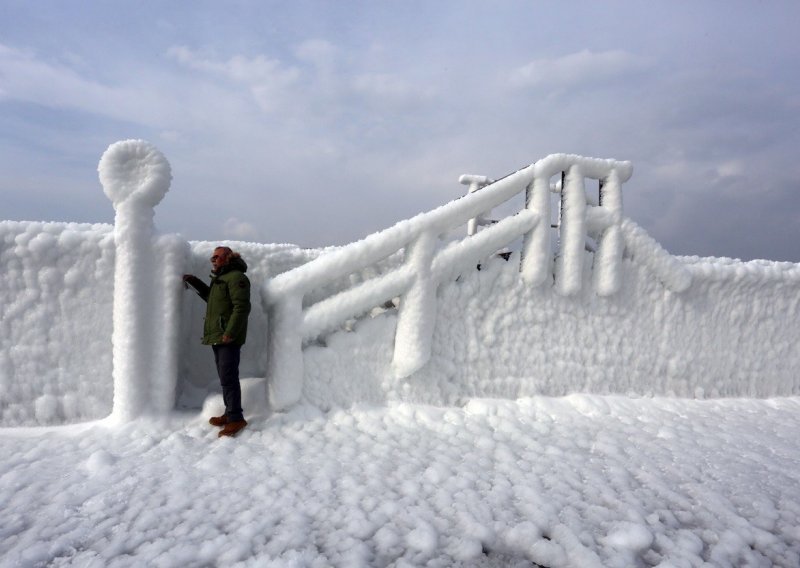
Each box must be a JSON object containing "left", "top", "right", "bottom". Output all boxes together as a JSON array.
[
  {"left": 215, "top": 255, "right": 248, "bottom": 275},
  {"left": 229, "top": 255, "right": 248, "bottom": 273}
]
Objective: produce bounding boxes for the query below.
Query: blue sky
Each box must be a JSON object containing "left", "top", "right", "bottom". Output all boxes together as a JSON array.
[{"left": 2, "top": 1, "right": 800, "bottom": 260}]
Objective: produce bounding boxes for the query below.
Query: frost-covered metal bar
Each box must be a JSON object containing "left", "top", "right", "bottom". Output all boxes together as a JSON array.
[
  {"left": 301, "top": 266, "right": 415, "bottom": 340},
  {"left": 432, "top": 210, "right": 539, "bottom": 283},
  {"left": 263, "top": 165, "right": 537, "bottom": 300}
]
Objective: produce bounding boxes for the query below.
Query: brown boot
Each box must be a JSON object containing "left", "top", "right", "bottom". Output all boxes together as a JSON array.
[
  {"left": 218, "top": 420, "right": 247, "bottom": 438},
  {"left": 209, "top": 415, "right": 228, "bottom": 427}
]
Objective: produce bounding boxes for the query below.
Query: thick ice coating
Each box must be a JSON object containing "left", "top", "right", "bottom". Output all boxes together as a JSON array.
[{"left": 98, "top": 139, "right": 172, "bottom": 209}]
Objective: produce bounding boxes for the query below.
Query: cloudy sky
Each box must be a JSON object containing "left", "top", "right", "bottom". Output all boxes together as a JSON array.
[{"left": 2, "top": 1, "right": 799, "bottom": 261}]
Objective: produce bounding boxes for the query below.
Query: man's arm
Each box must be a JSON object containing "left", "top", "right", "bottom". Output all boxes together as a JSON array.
[{"left": 183, "top": 274, "right": 210, "bottom": 302}]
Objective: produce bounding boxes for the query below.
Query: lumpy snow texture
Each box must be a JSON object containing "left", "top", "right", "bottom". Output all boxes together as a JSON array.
[
  {"left": 304, "top": 252, "right": 800, "bottom": 409},
  {"left": 1, "top": 396, "right": 799, "bottom": 567},
  {"left": 0, "top": 221, "right": 115, "bottom": 426}
]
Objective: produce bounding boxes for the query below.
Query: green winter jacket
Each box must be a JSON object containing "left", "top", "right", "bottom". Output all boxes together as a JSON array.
[{"left": 191, "top": 256, "right": 251, "bottom": 346}]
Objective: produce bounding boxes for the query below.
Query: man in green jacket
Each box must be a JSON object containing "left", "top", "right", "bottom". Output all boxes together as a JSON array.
[{"left": 183, "top": 246, "right": 251, "bottom": 437}]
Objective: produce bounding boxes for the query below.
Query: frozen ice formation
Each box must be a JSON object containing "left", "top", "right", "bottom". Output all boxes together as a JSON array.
[{"left": 98, "top": 139, "right": 172, "bottom": 209}]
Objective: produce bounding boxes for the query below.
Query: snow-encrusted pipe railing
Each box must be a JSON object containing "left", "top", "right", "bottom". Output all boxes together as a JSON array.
[
  {"left": 98, "top": 140, "right": 175, "bottom": 422},
  {"left": 300, "top": 213, "right": 540, "bottom": 341},
  {"left": 263, "top": 154, "right": 636, "bottom": 410},
  {"left": 266, "top": 164, "right": 539, "bottom": 300},
  {"left": 431, "top": 211, "right": 539, "bottom": 283},
  {"left": 262, "top": 165, "right": 538, "bottom": 408}
]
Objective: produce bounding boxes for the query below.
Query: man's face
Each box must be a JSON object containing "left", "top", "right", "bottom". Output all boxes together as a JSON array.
[{"left": 210, "top": 248, "right": 231, "bottom": 272}]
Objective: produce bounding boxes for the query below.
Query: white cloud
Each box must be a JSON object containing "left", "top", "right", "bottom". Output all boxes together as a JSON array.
[
  {"left": 510, "top": 49, "right": 650, "bottom": 91},
  {"left": 352, "top": 73, "right": 415, "bottom": 103},
  {"left": 222, "top": 217, "right": 262, "bottom": 243},
  {"left": 716, "top": 160, "right": 745, "bottom": 179},
  {"left": 167, "top": 46, "right": 301, "bottom": 112},
  {"left": 0, "top": 43, "right": 117, "bottom": 113},
  {"left": 0, "top": 42, "right": 201, "bottom": 129},
  {"left": 167, "top": 46, "right": 298, "bottom": 85},
  {"left": 294, "top": 39, "right": 338, "bottom": 69}
]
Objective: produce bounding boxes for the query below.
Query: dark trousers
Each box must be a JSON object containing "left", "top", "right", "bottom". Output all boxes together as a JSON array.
[{"left": 212, "top": 344, "right": 244, "bottom": 422}]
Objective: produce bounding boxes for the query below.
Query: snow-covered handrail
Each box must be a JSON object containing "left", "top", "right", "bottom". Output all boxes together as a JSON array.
[{"left": 261, "top": 153, "right": 662, "bottom": 410}]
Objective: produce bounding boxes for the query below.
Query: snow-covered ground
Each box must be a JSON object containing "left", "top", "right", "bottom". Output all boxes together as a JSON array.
[
  {"left": 2, "top": 392, "right": 799, "bottom": 567},
  {"left": 3, "top": 144, "right": 800, "bottom": 566}
]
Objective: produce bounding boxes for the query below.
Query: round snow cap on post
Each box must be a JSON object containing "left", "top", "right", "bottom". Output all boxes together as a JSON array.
[{"left": 98, "top": 139, "right": 172, "bottom": 209}]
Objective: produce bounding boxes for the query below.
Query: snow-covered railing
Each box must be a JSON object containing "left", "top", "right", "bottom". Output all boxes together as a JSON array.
[{"left": 262, "top": 154, "right": 694, "bottom": 410}]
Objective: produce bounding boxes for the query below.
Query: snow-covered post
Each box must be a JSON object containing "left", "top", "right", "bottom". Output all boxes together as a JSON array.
[
  {"left": 265, "top": 293, "right": 304, "bottom": 410},
  {"left": 592, "top": 170, "right": 624, "bottom": 296},
  {"left": 520, "top": 172, "right": 552, "bottom": 286},
  {"left": 458, "top": 175, "right": 492, "bottom": 236},
  {"left": 554, "top": 165, "right": 587, "bottom": 296},
  {"left": 393, "top": 231, "right": 439, "bottom": 378},
  {"left": 99, "top": 140, "right": 172, "bottom": 422}
]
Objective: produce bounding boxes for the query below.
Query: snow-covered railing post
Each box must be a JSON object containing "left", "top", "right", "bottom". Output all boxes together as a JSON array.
[
  {"left": 554, "top": 165, "right": 587, "bottom": 296},
  {"left": 458, "top": 175, "right": 493, "bottom": 236},
  {"left": 99, "top": 140, "right": 173, "bottom": 422},
  {"left": 520, "top": 173, "right": 552, "bottom": 286},
  {"left": 392, "top": 231, "right": 438, "bottom": 378},
  {"left": 591, "top": 170, "right": 624, "bottom": 296},
  {"left": 266, "top": 293, "right": 304, "bottom": 409}
]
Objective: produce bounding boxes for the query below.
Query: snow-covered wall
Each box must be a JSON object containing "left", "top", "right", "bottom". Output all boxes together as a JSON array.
[
  {"left": 2, "top": 221, "right": 799, "bottom": 426},
  {"left": 0, "top": 221, "right": 116, "bottom": 425},
  {"left": 0, "top": 221, "right": 325, "bottom": 426},
  {"left": 0, "top": 217, "right": 389, "bottom": 425},
  {"left": 303, "top": 252, "right": 800, "bottom": 408}
]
